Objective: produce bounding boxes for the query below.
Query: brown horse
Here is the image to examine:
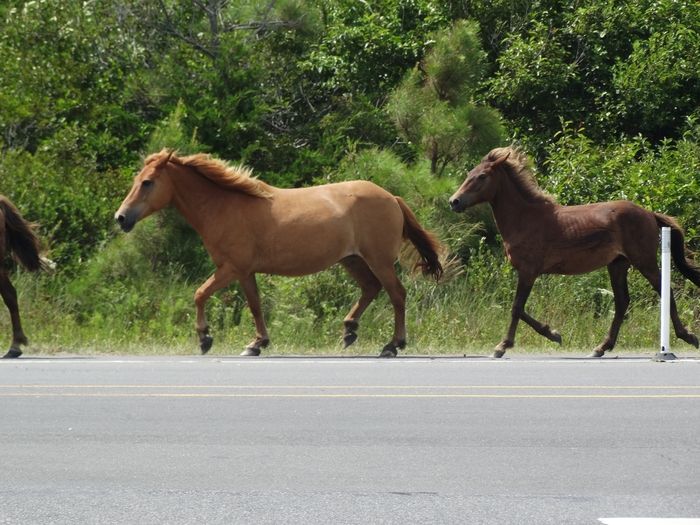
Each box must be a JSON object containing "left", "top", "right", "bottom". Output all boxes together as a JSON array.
[
  {"left": 115, "top": 149, "right": 444, "bottom": 356},
  {"left": 450, "top": 146, "right": 700, "bottom": 358},
  {"left": 0, "top": 196, "right": 44, "bottom": 358}
]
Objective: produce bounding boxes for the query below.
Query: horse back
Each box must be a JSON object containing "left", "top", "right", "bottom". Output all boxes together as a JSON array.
[
  {"left": 510, "top": 200, "right": 659, "bottom": 275},
  {"left": 274, "top": 179, "right": 404, "bottom": 242},
  {"left": 239, "top": 181, "right": 404, "bottom": 276}
]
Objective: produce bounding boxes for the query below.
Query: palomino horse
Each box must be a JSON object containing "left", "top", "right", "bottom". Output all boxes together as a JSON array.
[
  {"left": 0, "top": 196, "right": 44, "bottom": 358},
  {"left": 116, "top": 149, "right": 444, "bottom": 356},
  {"left": 450, "top": 146, "right": 700, "bottom": 358}
]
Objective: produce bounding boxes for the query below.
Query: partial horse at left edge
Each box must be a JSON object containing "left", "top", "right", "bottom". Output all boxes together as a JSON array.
[{"left": 0, "top": 195, "right": 44, "bottom": 358}]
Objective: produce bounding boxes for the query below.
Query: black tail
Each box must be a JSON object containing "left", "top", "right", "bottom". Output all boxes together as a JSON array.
[
  {"left": 395, "top": 197, "right": 444, "bottom": 280},
  {"left": 0, "top": 196, "right": 43, "bottom": 272},
  {"left": 654, "top": 212, "right": 700, "bottom": 287}
]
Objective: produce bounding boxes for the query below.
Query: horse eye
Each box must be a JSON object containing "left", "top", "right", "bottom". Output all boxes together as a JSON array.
[
  {"left": 477, "top": 173, "right": 487, "bottom": 180},
  {"left": 142, "top": 179, "right": 154, "bottom": 188}
]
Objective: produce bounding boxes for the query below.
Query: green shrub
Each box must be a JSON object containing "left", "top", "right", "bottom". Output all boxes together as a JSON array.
[{"left": 0, "top": 127, "right": 131, "bottom": 270}]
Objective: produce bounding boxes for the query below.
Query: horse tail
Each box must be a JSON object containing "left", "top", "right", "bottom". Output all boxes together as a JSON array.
[
  {"left": 0, "top": 196, "right": 43, "bottom": 273},
  {"left": 395, "top": 197, "right": 444, "bottom": 281},
  {"left": 654, "top": 212, "right": 700, "bottom": 287}
]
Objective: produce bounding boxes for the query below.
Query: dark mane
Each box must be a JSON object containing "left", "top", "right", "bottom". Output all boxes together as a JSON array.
[
  {"left": 145, "top": 150, "right": 272, "bottom": 198},
  {"left": 486, "top": 146, "right": 553, "bottom": 204}
]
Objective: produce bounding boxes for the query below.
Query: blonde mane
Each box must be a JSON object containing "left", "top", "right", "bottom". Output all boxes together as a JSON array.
[
  {"left": 145, "top": 150, "right": 272, "bottom": 198},
  {"left": 486, "top": 146, "right": 553, "bottom": 203}
]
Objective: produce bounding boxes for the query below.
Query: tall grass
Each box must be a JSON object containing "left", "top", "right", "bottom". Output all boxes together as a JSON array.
[{"left": 6, "top": 232, "right": 698, "bottom": 357}]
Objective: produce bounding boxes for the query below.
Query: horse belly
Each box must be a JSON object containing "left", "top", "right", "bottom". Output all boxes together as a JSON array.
[
  {"left": 256, "top": 221, "right": 357, "bottom": 277},
  {"left": 542, "top": 244, "right": 620, "bottom": 275},
  {"left": 537, "top": 215, "right": 623, "bottom": 275},
  {"left": 257, "top": 184, "right": 402, "bottom": 276}
]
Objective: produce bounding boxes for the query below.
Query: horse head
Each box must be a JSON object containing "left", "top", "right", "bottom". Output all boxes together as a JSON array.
[
  {"left": 449, "top": 151, "right": 510, "bottom": 213},
  {"left": 115, "top": 148, "right": 176, "bottom": 232}
]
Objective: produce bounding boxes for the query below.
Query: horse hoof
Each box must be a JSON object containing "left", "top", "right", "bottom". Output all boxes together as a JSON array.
[
  {"left": 492, "top": 350, "right": 505, "bottom": 358},
  {"left": 2, "top": 349, "right": 22, "bottom": 359},
  {"left": 379, "top": 344, "right": 398, "bottom": 358},
  {"left": 588, "top": 349, "right": 605, "bottom": 358},
  {"left": 241, "top": 347, "right": 261, "bottom": 356},
  {"left": 690, "top": 334, "right": 699, "bottom": 349},
  {"left": 551, "top": 330, "right": 562, "bottom": 345},
  {"left": 343, "top": 332, "right": 358, "bottom": 349},
  {"left": 200, "top": 335, "right": 213, "bottom": 355}
]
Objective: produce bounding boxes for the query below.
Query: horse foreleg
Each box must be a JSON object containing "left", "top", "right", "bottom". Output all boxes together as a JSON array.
[
  {"left": 591, "top": 258, "right": 631, "bottom": 357},
  {"left": 194, "top": 267, "right": 239, "bottom": 355},
  {"left": 0, "top": 270, "right": 27, "bottom": 359},
  {"left": 239, "top": 274, "right": 270, "bottom": 356},
  {"left": 520, "top": 311, "right": 562, "bottom": 346},
  {"left": 494, "top": 276, "right": 535, "bottom": 358},
  {"left": 339, "top": 256, "right": 382, "bottom": 348}
]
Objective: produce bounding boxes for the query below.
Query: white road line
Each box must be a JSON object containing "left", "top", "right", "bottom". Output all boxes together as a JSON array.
[
  {"left": 6, "top": 359, "right": 481, "bottom": 364},
  {"left": 1, "top": 357, "right": 699, "bottom": 365},
  {"left": 600, "top": 519, "right": 700, "bottom": 524}
]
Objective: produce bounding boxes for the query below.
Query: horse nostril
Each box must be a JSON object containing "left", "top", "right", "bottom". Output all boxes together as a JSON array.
[
  {"left": 116, "top": 214, "right": 125, "bottom": 224},
  {"left": 450, "top": 198, "right": 460, "bottom": 208}
]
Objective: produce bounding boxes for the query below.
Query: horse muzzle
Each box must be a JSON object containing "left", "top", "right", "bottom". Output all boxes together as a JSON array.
[
  {"left": 449, "top": 195, "right": 469, "bottom": 213},
  {"left": 114, "top": 210, "right": 137, "bottom": 233}
]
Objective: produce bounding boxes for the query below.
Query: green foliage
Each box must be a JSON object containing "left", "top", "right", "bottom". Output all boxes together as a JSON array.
[
  {"left": 475, "top": 0, "right": 700, "bottom": 154},
  {"left": 611, "top": 21, "right": 700, "bottom": 141},
  {"left": 423, "top": 19, "right": 488, "bottom": 102},
  {"left": 387, "top": 20, "right": 505, "bottom": 177},
  {"left": 0, "top": 0, "right": 153, "bottom": 168},
  {"left": 144, "top": 100, "right": 206, "bottom": 156},
  {"left": 305, "top": 0, "right": 450, "bottom": 94},
  {"left": 231, "top": 0, "right": 453, "bottom": 185}
]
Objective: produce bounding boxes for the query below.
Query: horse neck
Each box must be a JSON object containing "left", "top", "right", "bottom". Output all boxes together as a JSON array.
[
  {"left": 489, "top": 172, "right": 545, "bottom": 238},
  {"left": 167, "top": 164, "right": 244, "bottom": 235}
]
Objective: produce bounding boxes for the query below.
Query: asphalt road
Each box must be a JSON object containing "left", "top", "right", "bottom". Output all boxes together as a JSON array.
[{"left": 1, "top": 354, "right": 699, "bottom": 525}]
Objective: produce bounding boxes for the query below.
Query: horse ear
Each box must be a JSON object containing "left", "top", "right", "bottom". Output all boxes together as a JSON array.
[
  {"left": 492, "top": 151, "right": 511, "bottom": 167},
  {"left": 154, "top": 148, "right": 174, "bottom": 169}
]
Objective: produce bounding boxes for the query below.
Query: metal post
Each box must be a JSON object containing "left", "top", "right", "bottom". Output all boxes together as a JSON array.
[{"left": 655, "top": 227, "right": 676, "bottom": 361}]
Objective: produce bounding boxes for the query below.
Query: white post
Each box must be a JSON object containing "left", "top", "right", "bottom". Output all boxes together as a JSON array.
[{"left": 656, "top": 227, "right": 676, "bottom": 360}]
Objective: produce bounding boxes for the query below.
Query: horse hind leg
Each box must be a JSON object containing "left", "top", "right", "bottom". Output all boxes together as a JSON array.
[
  {"left": 379, "top": 272, "right": 407, "bottom": 358},
  {"left": 520, "top": 311, "right": 562, "bottom": 346},
  {"left": 672, "top": 295, "right": 700, "bottom": 349},
  {"left": 362, "top": 258, "right": 407, "bottom": 358},
  {"left": 590, "top": 257, "right": 631, "bottom": 358},
  {"left": 0, "top": 269, "right": 27, "bottom": 359},
  {"left": 339, "top": 256, "right": 382, "bottom": 349},
  {"left": 666, "top": 295, "right": 699, "bottom": 348},
  {"left": 637, "top": 261, "right": 699, "bottom": 350}
]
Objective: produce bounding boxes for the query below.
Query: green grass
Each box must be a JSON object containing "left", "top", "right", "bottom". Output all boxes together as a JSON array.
[{"left": 6, "top": 251, "right": 700, "bottom": 358}]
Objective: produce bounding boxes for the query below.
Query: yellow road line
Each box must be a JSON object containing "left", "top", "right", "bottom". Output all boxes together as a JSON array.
[
  {"left": 2, "top": 385, "right": 700, "bottom": 389},
  {"left": 2, "top": 384, "right": 699, "bottom": 398}
]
